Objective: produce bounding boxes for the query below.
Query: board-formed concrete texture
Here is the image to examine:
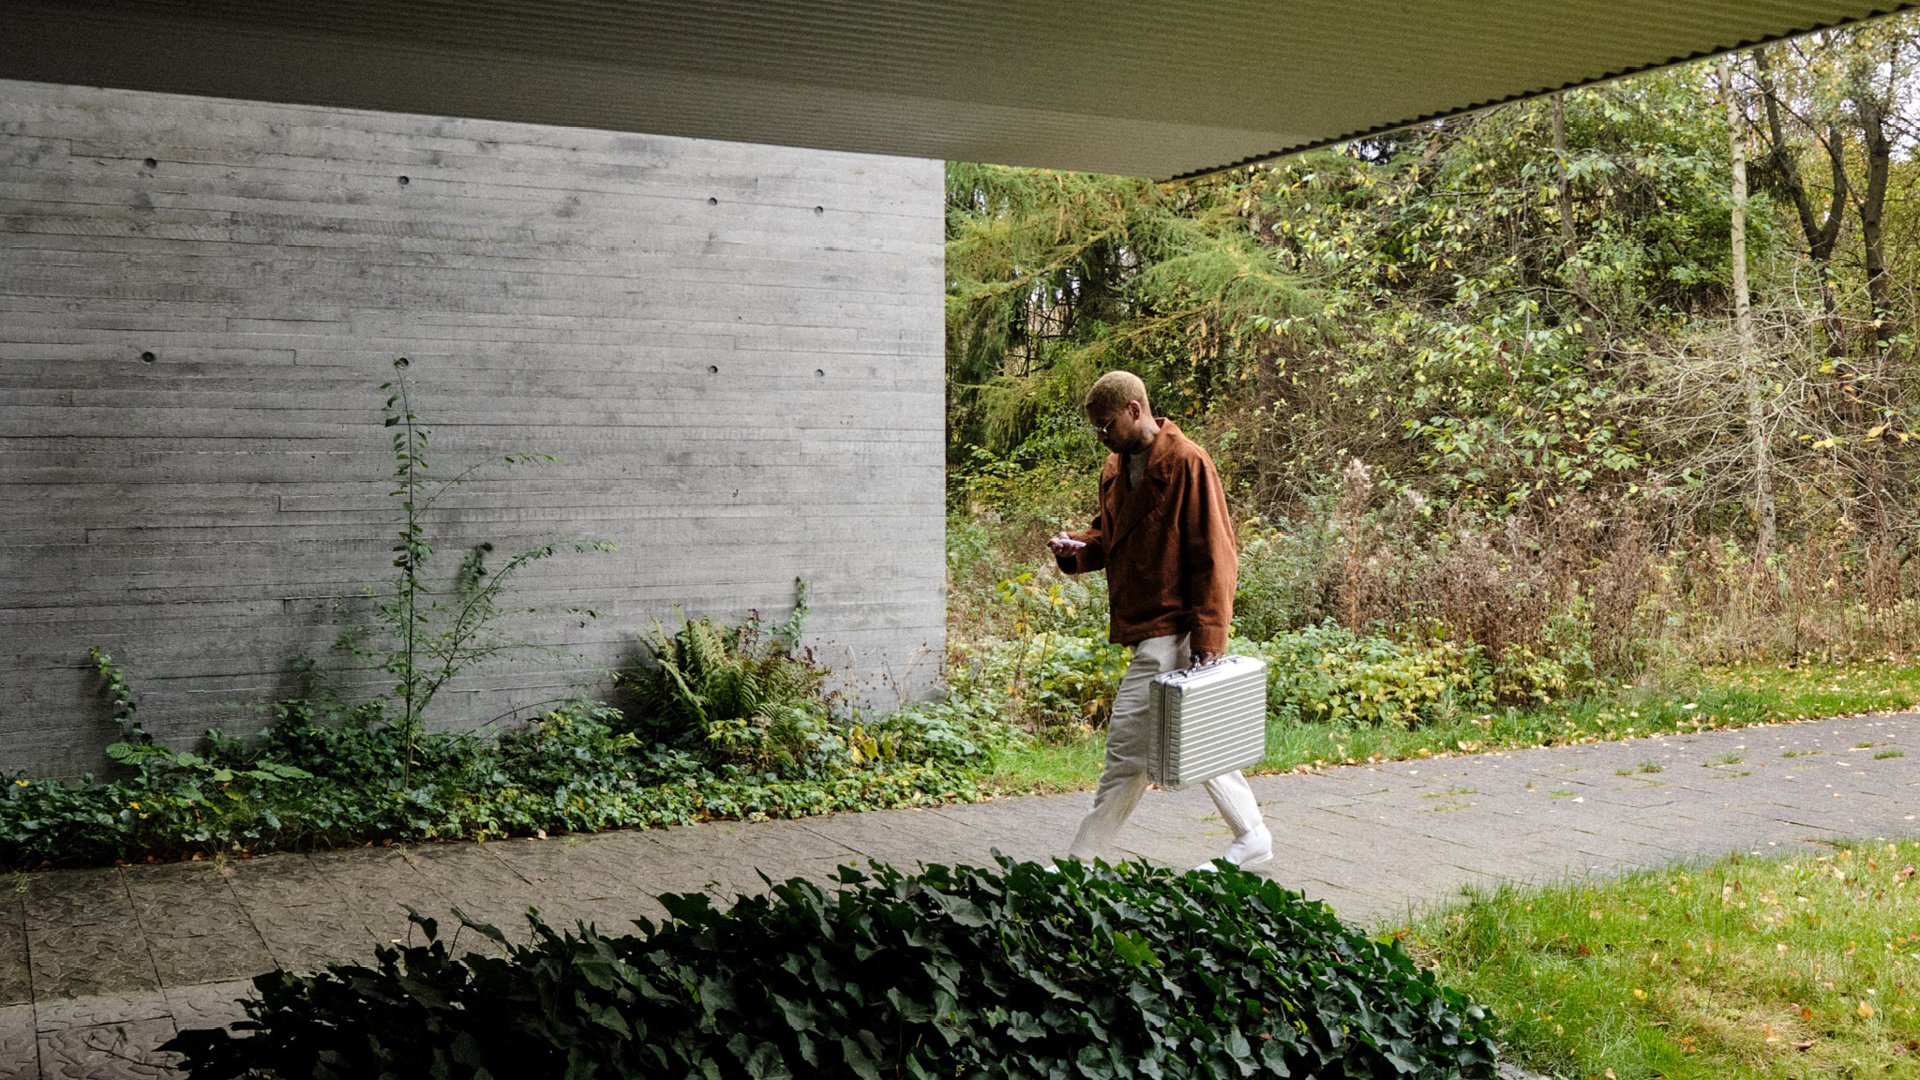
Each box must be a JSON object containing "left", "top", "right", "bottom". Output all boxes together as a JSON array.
[{"left": 0, "top": 78, "right": 946, "bottom": 777}]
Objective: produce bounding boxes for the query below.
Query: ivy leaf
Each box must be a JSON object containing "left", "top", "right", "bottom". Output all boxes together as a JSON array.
[
  {"left": 884, "top": 987, "right": 932, "bottom": 1024},
  {"left": 1111, "top": 930, "right": 1162, "bottom": 968},
  {"left": 778, "top": 994, "right": 822, "bottom": 1032},
  {"left": 744, "top": 1042, "right": 792, "bottom": 1080},
  {"left": 394, "top": 974, "right": 449, "bottom": 1010},
  {"left": 840, "top": 1036, "right": 884, "bottom": 1080},
  {"left": 449, "top": 1031, "right": 486, "bottom": 1068}
]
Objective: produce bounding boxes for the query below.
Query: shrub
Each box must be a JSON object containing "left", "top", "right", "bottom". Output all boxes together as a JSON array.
[
  {"left": 166, "top": 857, "right": 1500, "bottom": 1079},
  {"left": 949, "top": 549, "right": 1112, "bottom": 652},
  {"left": 0, "top": 650, "right": 324, "bottom": 863},
  {"left": 3, "top": 651, "right": 997, "bottom": 868},
  {"left": 991, "top": 567, "right": 1109, "bottom": 638},
  {"left": 948, "top": 630, "right": 1130, "bottom": 740},
  {"left": 1245, "top": 624, "right": 1484, "bottom": 728},
  {"left": 853, "top": 697, "right": 1019, "bottom": 771},
  {"left": 1232, "top": 508, "right": 1339, "bottom": 640},
  {"left": 946, "top": 426, "right": 1105, "bottom": 645},
  {"left": 1483, "top": 613, "right": 1603, "bottom": 705},
  {"left": 620, "top": 584, "right": 864, "bottom": 782},
  {"left": 951, "top": 428, "right": 1100, "bottom": 555}
]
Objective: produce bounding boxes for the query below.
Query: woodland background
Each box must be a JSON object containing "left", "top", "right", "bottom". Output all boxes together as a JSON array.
[{"left": 944, "top": 21, "right": 1920, "bottom": 730}]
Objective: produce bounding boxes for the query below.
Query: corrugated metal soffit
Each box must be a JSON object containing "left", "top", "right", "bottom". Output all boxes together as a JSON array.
[{"left": 2, "top": 1, "right": 1915, "bottom": 177}]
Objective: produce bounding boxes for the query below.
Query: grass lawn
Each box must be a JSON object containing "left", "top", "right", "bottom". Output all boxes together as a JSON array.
[
  {"left": 980, "top": 658, "right": 1920, "bottom": 795},
  {"left": 1403, "top": 840, "right": 1920, "bottom": 1079}
]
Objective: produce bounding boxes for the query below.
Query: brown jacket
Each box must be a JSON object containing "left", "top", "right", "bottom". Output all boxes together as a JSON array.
[{"left": 1055, "top": 420, "right": 1238, "bottom": 655}]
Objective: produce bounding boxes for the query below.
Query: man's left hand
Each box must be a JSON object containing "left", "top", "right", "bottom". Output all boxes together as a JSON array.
[{"left": 1192, "top": 650, "right": 1221, "bottom": 666}]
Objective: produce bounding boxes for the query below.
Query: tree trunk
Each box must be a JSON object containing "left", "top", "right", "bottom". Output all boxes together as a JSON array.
[
  {"left": 1856, "top": 91, "right": 1894, "bottom": 360},
  {"left": 1723, "top": 56, "right": 1776, "bottom": 562},
  {"left": 1752, "top": 46, "right": 1849, "bottom": 358},
  {"left": 1849, "top": 55, "right": 1897, "bottom": 535},
  {"left": 1550, "top": 94, "right": 1601, "bottom": 350}
]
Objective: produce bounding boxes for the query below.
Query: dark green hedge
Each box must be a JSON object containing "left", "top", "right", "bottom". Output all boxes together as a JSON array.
[{"left": 167, "top": 857, "right": 1498, "bottom": 1079}]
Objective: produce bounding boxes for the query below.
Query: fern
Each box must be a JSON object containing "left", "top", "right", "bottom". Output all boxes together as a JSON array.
[{"left": 622, "top": 582, "right": 843, "bottom": 778}]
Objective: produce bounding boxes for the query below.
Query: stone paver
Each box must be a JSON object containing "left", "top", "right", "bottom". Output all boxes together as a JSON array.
[
  {"left": 38, "top": 1017, "right": 179, "bottom": 1080},
  {"left": 0, "top": 901, "right": 27, "bottom": 1010},
  {"left": 3, "top": 711, "right": 1917, "bottom": 1077},
  {"left": 20, "top": 870, "right": 132, "bottom": 930},
  {"left": 0, "top": 1006, "right": 35, "bottom": 1080}
]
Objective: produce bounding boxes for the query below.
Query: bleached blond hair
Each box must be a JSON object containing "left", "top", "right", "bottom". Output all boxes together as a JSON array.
[{"left": 1084, "top": 371, "right": 1149, "bottom": 416}]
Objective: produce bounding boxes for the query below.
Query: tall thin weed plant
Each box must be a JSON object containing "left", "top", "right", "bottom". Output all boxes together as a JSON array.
[{"left": 337, "top": 359, "right": 615, "bottom": 783}]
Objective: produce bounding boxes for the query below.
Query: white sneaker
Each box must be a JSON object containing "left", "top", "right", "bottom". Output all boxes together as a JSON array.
[{"left": 1196, "top": 824, "right": 1272, "bottom": 871}]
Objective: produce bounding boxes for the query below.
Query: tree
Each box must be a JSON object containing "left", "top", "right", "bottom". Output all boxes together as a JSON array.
[
  {"left": 944, "top": 164, "right": 1310, "bottom": 457},
  {"left": 1751, "top": 42, "right": 1849, "bottom": 359},
  {"left": 1723, "top": 55, "right": 1777, "bottom": 559},
  {"left": 945, "top": 16, "right": 1920, "bottom": 548}
]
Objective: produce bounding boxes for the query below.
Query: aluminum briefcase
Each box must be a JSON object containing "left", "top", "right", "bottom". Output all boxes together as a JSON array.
[{"left": 1147, "top": 654, "right": 1268, "bottom": 789}]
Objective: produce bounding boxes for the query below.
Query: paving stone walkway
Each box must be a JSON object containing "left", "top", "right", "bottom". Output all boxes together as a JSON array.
[{"left": 5, "top": 711, "right": 1918, "bottom": 1078}]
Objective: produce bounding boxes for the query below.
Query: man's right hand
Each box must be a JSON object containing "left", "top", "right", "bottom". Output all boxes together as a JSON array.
[{"left": 1048, "top": 533, "right": 1087, "bottom": 556}]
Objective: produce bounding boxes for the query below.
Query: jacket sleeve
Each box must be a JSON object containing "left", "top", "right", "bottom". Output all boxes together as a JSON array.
[
  {"left": 1056, "top": 519, "right": 1107, "bottom": 575},
  {"left": 1056, "top": 474, "right": 1110, "bottom": 575},
  {"left": 1178, "top": 454, "right": 1237, "bottom": 655}
]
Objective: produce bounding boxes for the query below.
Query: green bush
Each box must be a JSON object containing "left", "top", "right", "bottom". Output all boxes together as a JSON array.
[
  {"left": 1486, "top": 644, "right": 1574, "bottom": 706},
  {"left": 949, "top": 551, "right": 1112, "bottom": 653},
  {"left": 1, "top": 704, "right": 983, "bottom": 869},
  {"left": 615, "top": 582, "right": 935, "bottom": 787},
  {"left": 945, "top": 512, "right": 1000, "bottom": 589},
  {"left": 991, "top": 568, "right": 1109, "bottom": 638},
  {"left": 854, "top": 697, "right": 1020, "bottom": 771},
  {"left": 1501, "top": 612, "right": 1605, "bottom": 703},
  {"left": 1244, "top": 624, "right": 1484, "bottom": 728},
  {"left": 166, "top": 857, "right": 1499, "bottom": 1079},
  {"left": 1232, "top": 510, "right": 1339, "bottom": 640},
  {"left": 946, "top": 424, "right": 1106, "bottom": 645},
  {"left": 951, "top": 426, "right": 1100, "bottom": 542},
  {"left": 621, "top": 588, "right": 839, "bottom": 775},
  {"left": 948, "top": 630, "right": 1130, "bottom": 740}
]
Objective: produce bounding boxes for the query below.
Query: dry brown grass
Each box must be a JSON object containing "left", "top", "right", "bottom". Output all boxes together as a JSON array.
[{"left": 1320, "top": 458, "right": 1920, "bottom": 678}]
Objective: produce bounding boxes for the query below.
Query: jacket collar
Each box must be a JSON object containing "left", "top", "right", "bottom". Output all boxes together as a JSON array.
[
  {"left": 1111, "top": 418, "right": 1185, "bottom": 481},
  {"left": 1143, "top": 419, "right": 1185, "bottom": 479},
  {"left": 1105, "top": 418, "right": 1184, "bottom": 549}
]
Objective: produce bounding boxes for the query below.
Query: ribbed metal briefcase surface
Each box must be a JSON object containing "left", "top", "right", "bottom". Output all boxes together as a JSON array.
[{"left": 1147, "top": 654, "right": 1268, "bottom": 789}]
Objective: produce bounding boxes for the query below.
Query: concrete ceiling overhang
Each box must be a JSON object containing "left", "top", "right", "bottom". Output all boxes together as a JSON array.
[{"left": 3, "top": 1, "right": 1914, "bottom": 180}]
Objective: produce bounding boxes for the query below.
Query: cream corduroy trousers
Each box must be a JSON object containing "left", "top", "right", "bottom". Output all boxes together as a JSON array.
[{"left": 1066, "top": 633, "right": 1265, "bottom": 860}]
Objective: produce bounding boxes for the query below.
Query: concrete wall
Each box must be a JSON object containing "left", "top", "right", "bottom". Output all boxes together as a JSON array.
[{"left": 0, "top": 79, "right": 946, "bottom": 778}]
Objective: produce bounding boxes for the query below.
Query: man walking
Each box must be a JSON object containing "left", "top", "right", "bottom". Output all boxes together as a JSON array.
[{"left": 1049, "top": 371, "right": 1272, "bottom": 868}]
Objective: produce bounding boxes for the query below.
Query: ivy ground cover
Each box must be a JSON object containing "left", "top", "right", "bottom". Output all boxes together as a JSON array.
[{"left": 168, "top": 857, "right": 1499, "bottom": 1079}]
